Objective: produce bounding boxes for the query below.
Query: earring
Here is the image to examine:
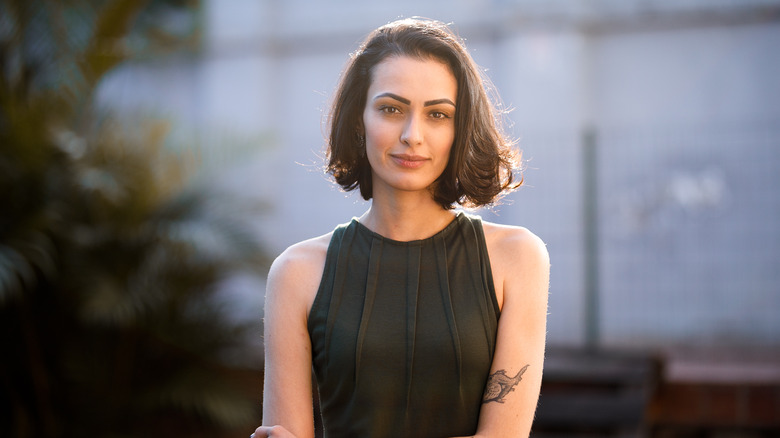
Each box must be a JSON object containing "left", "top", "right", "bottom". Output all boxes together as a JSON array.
[{"left": 357, "top": 132, "right": 365, "bottom": 157}]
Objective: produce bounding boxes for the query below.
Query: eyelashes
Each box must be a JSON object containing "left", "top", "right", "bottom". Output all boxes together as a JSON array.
[
  {"left": 376, "top": 105, "right": 453, "bottom": 120},
  {"left": 429, "top": 111, "right": 451, "bottom": 119},
  {"left": 378, "top": 105, "right": 401, "bottom": 115}
]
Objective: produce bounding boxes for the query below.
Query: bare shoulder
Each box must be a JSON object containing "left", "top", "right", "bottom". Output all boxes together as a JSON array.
[
  {"left": 481, "top": 221, "right": 550, "bottom": 308},
  {"left": 266, "top": 232, "right": 333, "bottom": 314},
  {"left": 270, "top": 232, "right": 332, "bottom": 280},
  {"left": 481, "top": 221, "right": 549, "bottom": 267}
]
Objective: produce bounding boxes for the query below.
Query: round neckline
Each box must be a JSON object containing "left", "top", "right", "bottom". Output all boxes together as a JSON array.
[{"left": 352, "top": 211, "right": 464, "bottom": 246}]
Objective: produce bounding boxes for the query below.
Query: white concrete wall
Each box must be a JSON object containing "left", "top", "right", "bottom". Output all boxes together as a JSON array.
[{"left": 97, "top": 0, "right": 780, "bottom": 349}]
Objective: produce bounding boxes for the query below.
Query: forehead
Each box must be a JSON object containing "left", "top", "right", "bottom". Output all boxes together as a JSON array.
[{"left": 368, "top": 56, "right": 457, "bottom": 100}]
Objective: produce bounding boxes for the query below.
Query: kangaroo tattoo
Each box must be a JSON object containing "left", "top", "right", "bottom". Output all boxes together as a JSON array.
[{"left": 482, "top": 364, "right": 530, "bottom": 404}]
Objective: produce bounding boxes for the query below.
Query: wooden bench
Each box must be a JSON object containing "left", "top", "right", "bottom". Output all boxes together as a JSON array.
[{"left": 533, "top": 348, "right": 662, "bottom": 437}]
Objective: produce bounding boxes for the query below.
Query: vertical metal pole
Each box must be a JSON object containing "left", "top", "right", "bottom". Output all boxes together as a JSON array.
[{"left": 583, "top": 127, "right": 600, "bottom": 350}]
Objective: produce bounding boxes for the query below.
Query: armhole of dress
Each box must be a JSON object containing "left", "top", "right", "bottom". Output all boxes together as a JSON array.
[
  {"left": 307, "top": 226, "right": 344, "bottom": 333},
  {"left": 472, "top": 216, "right": 501, "bottom": 317}
]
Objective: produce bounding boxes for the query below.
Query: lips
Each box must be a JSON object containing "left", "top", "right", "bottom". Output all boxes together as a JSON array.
[{"left": 391, "top": 154, "right": 429, "bottom": 169}]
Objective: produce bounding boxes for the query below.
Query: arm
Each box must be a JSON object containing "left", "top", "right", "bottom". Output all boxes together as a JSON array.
[
  {"left": 466, "top": 225, "right": 550, "bottom": 438},
  {"left": 261, "top": 238, "right": 328, "bottom": 438}
]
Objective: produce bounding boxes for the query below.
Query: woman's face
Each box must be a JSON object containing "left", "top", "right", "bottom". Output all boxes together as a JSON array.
[{"left": 362, "top": 55, "right": 457, "bottom": 199}]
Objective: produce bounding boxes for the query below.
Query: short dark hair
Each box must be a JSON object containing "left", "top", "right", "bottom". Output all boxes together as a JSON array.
[{"left": 326, "top": 17, "right": 521, "bottom": 209}]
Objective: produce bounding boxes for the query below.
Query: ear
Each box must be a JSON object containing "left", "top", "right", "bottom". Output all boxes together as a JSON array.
[
  {"left": 354, "top": 118, "right": 366, "bottom": 156},
  {"left": 355, "top": 117, "right": 364, "bottom": 136}
]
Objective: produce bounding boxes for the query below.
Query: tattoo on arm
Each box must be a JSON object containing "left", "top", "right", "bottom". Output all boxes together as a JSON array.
[{"left": 482, "top": 364, "right": 530, "bottom": 404}]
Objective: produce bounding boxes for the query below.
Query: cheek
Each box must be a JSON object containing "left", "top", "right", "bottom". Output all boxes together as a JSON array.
[
  {"left": 364, "top": 118, "right": 396, "bottom": 149},
  {"left": 363, "top": 121, "right": 385, "bottom": 165},
  {"left": 435, "top": 130, "right": 456, "bottom": 161}
]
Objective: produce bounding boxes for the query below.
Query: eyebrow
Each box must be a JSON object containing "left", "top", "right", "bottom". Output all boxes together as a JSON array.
[{"left": 374, "top": 92, "right": 456, "bottom": 107}]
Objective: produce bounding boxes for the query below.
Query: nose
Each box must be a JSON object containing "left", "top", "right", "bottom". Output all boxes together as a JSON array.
[{"left": 401, "top": 114, "right": 423, "bottom": 146}]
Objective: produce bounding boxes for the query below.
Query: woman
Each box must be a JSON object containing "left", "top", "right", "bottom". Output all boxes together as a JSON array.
[{"left": 254, "top": 17, "right": 549, "bottom": 438}]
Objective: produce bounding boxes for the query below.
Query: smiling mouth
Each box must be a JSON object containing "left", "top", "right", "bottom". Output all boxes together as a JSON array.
[
  {"left": 393, "top": 154, "right": 427, "bottom": 161},
  {"left": 391, "top": 154, "right": 428, "bottom": 168}
]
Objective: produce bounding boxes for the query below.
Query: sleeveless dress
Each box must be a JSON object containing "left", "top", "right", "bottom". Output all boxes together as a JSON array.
[{"left": 307, "top": 212, "right": 500, "bottom": 438}]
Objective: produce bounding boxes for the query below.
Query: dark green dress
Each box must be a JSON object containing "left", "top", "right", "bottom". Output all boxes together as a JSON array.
[{"left": 308, "top": 212, "right": 500, "bottom": 438}]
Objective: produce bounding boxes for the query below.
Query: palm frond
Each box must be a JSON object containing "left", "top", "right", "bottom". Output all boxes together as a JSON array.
[{"left": 1, "top": 1, "right": 268, "bottom": 436}]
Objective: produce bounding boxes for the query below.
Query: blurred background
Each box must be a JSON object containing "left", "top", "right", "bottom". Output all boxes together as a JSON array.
[{"left": 2, "top": 0, "right": 779, "bottom": 437}]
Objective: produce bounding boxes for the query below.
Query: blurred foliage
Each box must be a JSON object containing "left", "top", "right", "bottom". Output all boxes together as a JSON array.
[{"left": 0, "top": 0, "right": 267, "bottom": 437}]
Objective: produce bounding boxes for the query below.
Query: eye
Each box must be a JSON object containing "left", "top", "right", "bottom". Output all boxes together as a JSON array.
[
  {"left": 430, "top": 110, "right": 451, "bottom": 120},
  {"left": 379, "top": 105, "right": 401, "bottom": 115}
]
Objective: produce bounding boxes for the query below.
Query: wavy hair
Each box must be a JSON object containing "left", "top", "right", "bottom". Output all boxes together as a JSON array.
[{"left": 326, "top": 17, "right": 521, "bottom": 209}]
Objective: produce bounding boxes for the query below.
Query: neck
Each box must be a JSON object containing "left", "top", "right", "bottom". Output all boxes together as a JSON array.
[{"left": 359, "top": 191, "right": 456, "bottom": 242}]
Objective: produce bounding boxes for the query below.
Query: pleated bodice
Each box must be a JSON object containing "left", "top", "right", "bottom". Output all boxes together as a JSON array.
[{"left": 307, "top": 212, "right": 500, "bottom": 438}]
